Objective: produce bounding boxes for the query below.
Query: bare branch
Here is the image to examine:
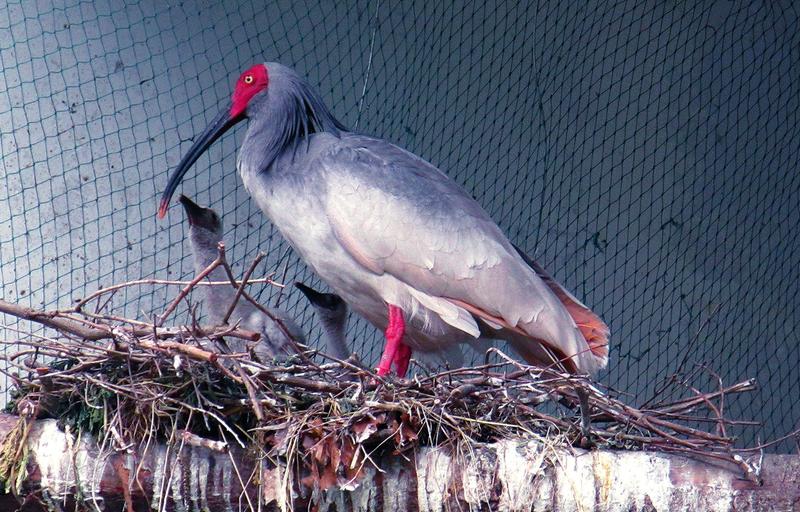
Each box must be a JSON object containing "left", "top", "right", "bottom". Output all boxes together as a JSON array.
[{"left": 222, "top": 252, "right": 265, "bottom": 325}]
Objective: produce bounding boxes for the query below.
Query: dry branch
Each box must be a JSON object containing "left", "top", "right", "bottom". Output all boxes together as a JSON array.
[
  {"left": 0, "top": 299, "right": 261, "bottom": 344},
  {"left": 0, "top": 249, "right": 795, "bottom": 511}
]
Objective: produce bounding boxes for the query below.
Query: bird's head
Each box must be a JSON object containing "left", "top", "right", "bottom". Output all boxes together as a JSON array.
[
  {"left": 157, "top": 62, "right": 345, "bottom": 219},
  {"left": 294, "top": 282, "right": 348, "bottom": 321},
  {"left": 230, "top": 64, "right": 270, "bottom": 119},
  {"left": 179, "top": 194, "right": 223, "bottom": 248},
  {"left": 158, "top": 64, "right": 269, "bottom": 219}
]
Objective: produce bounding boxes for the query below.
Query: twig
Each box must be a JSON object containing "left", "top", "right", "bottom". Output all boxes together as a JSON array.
[
  {"left": 0, "top": 299, "right": 111, "bottom": 341},
  {"left": 0, "top": 301, "right": 260, "bottom": 344},
  {"left": 216, "top": 255, "right": 317, "bottom": 367},
  {"left": 72, "top": 277, "right": 282, "bottom": 313},
  {"left": 178, "top": 430, "right": 228, "bottom": 453},
  {"left": 642, "top": 304, "right": 722, "bottom": 407},
  {"left": 236, "top": 365, "right": 265, "bottom": 423},
  {"left": 222, "top": 252, "right": 265, "bottom": 325},
  {"left": 155, "top": 244, "right": 227, "bottom": 327}
]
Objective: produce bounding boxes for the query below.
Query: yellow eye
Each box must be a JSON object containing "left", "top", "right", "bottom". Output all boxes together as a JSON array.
[{"left": 244, "top": 75, "right": 254, "bottom": 84}]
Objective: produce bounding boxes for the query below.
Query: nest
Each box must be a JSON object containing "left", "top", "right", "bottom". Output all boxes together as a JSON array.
[{"left": 0, "top": 246, "right": 769, "bottom": 493}]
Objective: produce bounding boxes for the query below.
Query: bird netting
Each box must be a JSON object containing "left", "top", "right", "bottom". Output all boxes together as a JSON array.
[{"left": 0, "top": 0, "right": 797, "bottom": 452}]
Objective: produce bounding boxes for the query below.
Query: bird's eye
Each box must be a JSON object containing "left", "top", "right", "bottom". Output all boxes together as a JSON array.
[{"left": 244, "top": 75, "right": 254, "bottom": 84}]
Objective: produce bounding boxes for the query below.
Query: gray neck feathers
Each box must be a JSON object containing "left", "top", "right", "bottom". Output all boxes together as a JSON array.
[
  {"left": 189, "top": 225, "right": 254, "bottom": 325},
  {"left": 240, "top": 64, "right": 347, "bottom": 175},
  {"left": 317, "top": 310, "right": 349, "bottom": 360}
]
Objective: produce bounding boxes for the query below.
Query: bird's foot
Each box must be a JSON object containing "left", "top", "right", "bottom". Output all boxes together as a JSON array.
[{"left": 376, "top": 305, "right": 406, "bottom": 377}]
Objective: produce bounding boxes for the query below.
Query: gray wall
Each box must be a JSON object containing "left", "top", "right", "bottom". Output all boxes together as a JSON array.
[{"left": 0, "top": 0, "right": 797, "bottom": 450}]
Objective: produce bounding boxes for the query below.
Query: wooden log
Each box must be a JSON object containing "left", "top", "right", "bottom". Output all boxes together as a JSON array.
[{"left": 0, "top": 413, "right": 797, "bottom": 511}]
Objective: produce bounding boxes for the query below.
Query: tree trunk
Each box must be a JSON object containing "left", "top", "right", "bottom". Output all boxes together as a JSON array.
[{"left": 0, "top": 414, "right": 796, "bottom": 511}]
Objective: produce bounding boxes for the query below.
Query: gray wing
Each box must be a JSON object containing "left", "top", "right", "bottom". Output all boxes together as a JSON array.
[{"left": 320, "top": 136, "right": 576, "bottom": 342}]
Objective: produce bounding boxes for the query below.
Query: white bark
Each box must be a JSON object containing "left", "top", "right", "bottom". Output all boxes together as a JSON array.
[{"left": 2, "top": 416, "right": 797, "bottom": 511}]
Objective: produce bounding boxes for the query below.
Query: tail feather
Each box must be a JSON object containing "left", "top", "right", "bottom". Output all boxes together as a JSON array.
[
  {"left": 447, "top": 297, "right": 580, "bottom": 373},
  {"left": 532, "top": 262, "right": 609, "bottom": 361},
  {"left": 513, "top": 245, "right": 610, "bottom": 365}
]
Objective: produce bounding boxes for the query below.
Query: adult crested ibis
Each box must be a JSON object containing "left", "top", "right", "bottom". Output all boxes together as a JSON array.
[
  {"left": 159, "top": 62, "right": 609, "bottom": 378},
  {"left": 179, "top": 194, "right": 304, "bottom": 360}
]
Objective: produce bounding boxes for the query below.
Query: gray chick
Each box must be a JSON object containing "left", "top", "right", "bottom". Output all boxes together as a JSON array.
[
  {"left": 294, "top": 282, "right": 350, "bottom": 360},
  {"left": 179, "top": 194, "right": 304, "bottom": 361}
]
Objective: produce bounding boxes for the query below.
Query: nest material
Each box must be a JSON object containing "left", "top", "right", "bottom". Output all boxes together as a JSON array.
[{"left": 0, "top": 247, "right": 769, "bottom": 492}]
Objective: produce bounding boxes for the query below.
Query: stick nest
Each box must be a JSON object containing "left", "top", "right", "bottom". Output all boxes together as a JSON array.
[{"left": 0, "top": 246, "right": 768, "bottom": 490}]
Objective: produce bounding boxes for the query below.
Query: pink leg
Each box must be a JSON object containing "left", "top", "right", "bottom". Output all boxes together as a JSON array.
[
  {"left": 376, "top": 305, "right": 406, "bottom": 376},
  {"left": 395, "top": 342, "right": 412, "bottom": 378}
]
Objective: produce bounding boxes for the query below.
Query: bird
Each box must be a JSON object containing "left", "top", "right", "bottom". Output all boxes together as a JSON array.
[
  {"left": 179, "top": 194, "right": 305, "bottom": 361},
  {"left": 159, "top": 62, "right": 609, "bottom": 379},
  {"left": 294, "top": 282, "right": 350, "bottom": 361},
  {"left": 295, "top": 281, "right": 468, "bottom": 375}
]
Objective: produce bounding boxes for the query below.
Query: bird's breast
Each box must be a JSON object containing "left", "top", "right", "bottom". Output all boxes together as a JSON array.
[
  {"left": 235, "top": 138, "right": 470, "bottom": 355},
  {"left": 239, "top": 156, "right": 380, "bottom": 299}
]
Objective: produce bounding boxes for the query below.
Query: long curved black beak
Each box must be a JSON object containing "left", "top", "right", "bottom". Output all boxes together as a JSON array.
[{"left": 158, "top": 107, "right": 243, "bottom": 218}]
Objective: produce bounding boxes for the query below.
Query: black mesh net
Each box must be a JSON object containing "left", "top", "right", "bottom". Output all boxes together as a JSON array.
[{"left": 1, "top": 1, "right": 798, "bottom": 452}]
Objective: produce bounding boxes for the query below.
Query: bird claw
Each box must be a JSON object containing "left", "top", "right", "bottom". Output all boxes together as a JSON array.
[{"left": 376, "top": 304, "right": 410, "bottom": 377}]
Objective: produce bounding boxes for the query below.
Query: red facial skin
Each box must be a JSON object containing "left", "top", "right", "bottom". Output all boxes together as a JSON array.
[{"left": 230, "top": 64, "right": 269, "bottom": 118}]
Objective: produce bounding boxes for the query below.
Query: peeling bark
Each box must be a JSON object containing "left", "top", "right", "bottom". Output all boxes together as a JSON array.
[{"left": 0, "top": 414, "right": 797, "bottom": 511}]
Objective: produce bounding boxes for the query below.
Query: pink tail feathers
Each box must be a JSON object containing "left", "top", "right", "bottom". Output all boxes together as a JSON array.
[{"left": 530, "top": 260, "right": 609, "bottom": 362}]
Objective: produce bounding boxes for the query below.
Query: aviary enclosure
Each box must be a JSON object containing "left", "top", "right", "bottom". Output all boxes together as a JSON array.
[{"left": 0, "top": 1, "right": 797, "bottom": 510}]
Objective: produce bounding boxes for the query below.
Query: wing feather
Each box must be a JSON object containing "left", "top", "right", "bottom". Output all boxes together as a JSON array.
[{"left": 320, "top": 135, "right": 607, "bottom": 373}]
